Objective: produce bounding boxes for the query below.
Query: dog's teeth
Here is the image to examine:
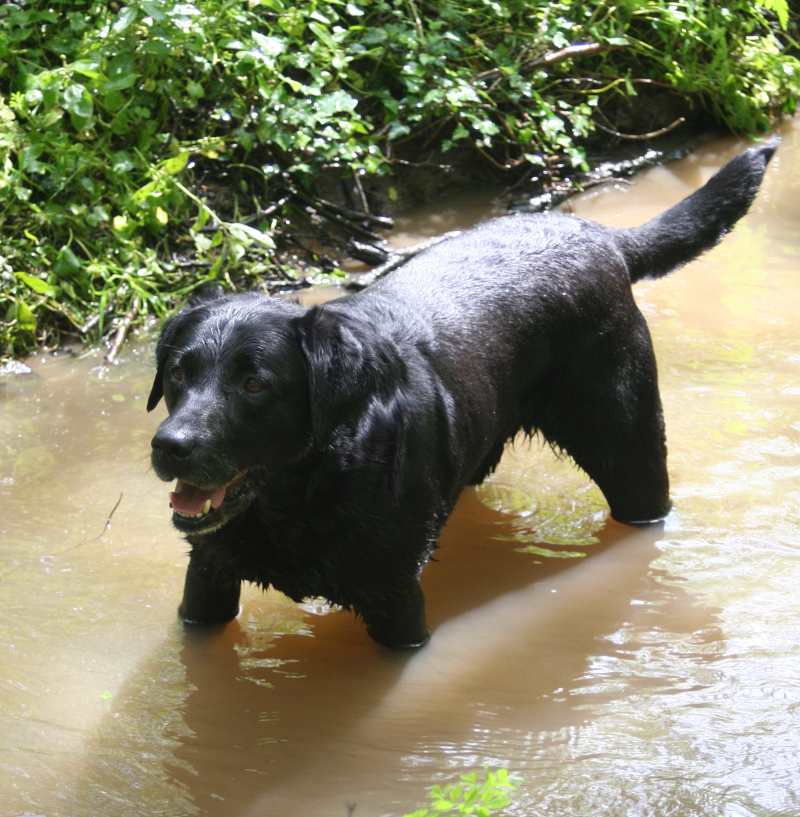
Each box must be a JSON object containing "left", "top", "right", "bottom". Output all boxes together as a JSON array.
[{"left": 202, "top": 499, "right": 211, "bottom": 515}]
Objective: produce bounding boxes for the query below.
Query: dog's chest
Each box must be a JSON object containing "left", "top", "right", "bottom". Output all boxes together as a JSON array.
[{"left": 224, "top": 502, "right": 350, "bottom": 603}]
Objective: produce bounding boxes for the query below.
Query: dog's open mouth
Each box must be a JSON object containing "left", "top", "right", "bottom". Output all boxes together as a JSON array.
[
  {"left": 170, "top": 480, "right": 227, "bottom": 518},
  {"left": 169, "top": 472, "right": 248, "bottom": 533}
]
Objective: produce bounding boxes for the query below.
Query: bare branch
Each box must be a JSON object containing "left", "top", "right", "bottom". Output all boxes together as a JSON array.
[
  {"left": 346, "top": 231, "right": 463, "bottom": 290},
  {"left": 477, "top": 42, "right": 611, "bottom": 83},
  {"left": 105, "top": 297, "right": 140, "bottom": 364},
  {"left": 593, "top": 116, "right": 686, "bottom": 141}
]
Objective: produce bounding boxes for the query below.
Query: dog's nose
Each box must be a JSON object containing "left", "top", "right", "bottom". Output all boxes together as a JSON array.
[{"left": 151, "top": 426, "right": 194, "bottom": 460}]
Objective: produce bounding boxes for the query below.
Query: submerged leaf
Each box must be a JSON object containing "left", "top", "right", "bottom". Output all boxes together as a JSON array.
[{"left": 513, "top": 544, "right": 587, "bottom": 559}]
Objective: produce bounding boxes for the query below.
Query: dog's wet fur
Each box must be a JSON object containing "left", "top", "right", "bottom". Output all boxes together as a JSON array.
[{"left": 148, "top": 141, "right": 777, "bottom": 648}]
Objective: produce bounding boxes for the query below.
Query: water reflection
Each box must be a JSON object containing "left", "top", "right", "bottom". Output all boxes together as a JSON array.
[
  {"left": 66, "top": 492, "right": 677, "bottom": 817},
  {"left": 2, "top": 118, "right": 799, "bottom": 817}
]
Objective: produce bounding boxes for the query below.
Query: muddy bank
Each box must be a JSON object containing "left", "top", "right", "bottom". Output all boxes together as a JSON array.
[{"left": 306, "top": 112, "right": 720, "bottom": 278}]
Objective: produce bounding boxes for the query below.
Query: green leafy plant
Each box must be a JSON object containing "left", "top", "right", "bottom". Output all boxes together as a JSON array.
[
  {"left": 757, "top": 0, "right": 789, "bottom": 30},
  {"left": 402, "top": 769, "right": 518, "bottom": 817},
  {"left": 1, "top": 0, "right": 798, "bottom": 358}
]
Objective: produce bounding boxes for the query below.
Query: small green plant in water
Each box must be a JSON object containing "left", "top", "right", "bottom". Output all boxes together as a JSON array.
[{"left": 402, "top": 769, "right": 518, "bottom": 817}]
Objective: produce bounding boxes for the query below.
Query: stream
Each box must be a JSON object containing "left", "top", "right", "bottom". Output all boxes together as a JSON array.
[{"left": 1, "top": 118, "right": 799, "bottom": 817}]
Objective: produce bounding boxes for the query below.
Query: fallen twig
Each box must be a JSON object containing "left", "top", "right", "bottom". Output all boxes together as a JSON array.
[
  {"left": 105, "top": 297, "right": 140, "bottom": 364},
  {"left": 537, "top": 41, "right": 609, "bottom": 68},
  {"left": 352, "top": 172, "right": 371, "bottom": 216},
  {"left": 513, "top": 140, "right": 693, "bottom": 214},
  {"left": 384, "top": 158, "right": 455, "bottom": 175},
  {"left": 91, "top": 492, "right": 124, "bottom": 543},
  {"left": 554, "top": 76, "right": 677, "bottom": 91},
  {"left": 0, "top": 491, "right": 125, "bottom": 581},
  {"left": 238, "top": 195, "right": 291, "bottom": 224},
  {"left": 63, "top": 492, "right": 125, "bottom": 553},
  {"left": 297, "top": 192, "right": 386, "bottom": 244},
  {"left": 80, "top": 307, "right": 113, "bottom": 336},
  {"left": 312, "top": 193, "right": 394, "bottom": 229},
  {"left": 593, "top": 116, "right": 687, "bottom": 141},
  {"left": 477, "top": 42, "right": 610, "bottom": 83},
  {"left": 171, "top": 258, "right": 213, "bottom": 268},
  {"left": 346, "top": 231, "right": 462, "bottom": 290},
  {"left": 347, "top": 239, "right": 391, "bottom": 266}
]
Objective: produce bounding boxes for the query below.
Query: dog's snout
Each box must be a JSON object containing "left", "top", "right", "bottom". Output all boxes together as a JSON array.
[{"left": 151, "top": 425, "right": 195, "bottom": 460}]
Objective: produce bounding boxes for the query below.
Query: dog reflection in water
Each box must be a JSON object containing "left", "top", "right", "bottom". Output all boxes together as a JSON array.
[{"left": 148, "top": 140, "right": 776, "bottom": 648}]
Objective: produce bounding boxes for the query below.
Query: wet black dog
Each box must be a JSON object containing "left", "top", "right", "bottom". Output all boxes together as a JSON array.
[{"left": 148, "top": 140, "right": 776, "bottom": 648}]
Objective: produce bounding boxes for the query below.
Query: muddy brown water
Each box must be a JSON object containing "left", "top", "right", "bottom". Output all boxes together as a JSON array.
[{"left": 2, "top": 120, "right": 800, "bottom": 817}]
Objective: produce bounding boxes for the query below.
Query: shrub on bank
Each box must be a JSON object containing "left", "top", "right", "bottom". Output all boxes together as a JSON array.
[{"left": 0, "top": 0, "right": 796, "bottom": 357}]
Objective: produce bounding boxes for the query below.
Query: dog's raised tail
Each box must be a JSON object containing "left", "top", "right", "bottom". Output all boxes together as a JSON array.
[{"left": 616, "top": 137, "right": 778, "bottom": 284}]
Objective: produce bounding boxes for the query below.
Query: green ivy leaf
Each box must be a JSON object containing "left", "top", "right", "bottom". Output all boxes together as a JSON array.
[
  {"left": 15, "top": 272, "right": 57, "bottom": 298},
  {"left": 308, "top": 21, "right": 336, "bottom": 49},
  {"left": 314, "top": 90, "right": 358, "bottom": 119},
  {"left": 158, "top": 151, "right": 190, "bottom": 176},
  {"left": 131, "top": 180, "right": 160, "bottom": 205},
  {"left": 227, "top": 223, "right": 275, "bottom": 249},
  {"left": 71, "top": 59, "right": 103, "bottom": 81},
  {"left": 53, "top": 246, "right": 83, "bottom": 280},
  {"left": 106, "top": 54, "right": 138, "bottom": 92},
  {"left": 62, "top": 83, "right": 93, "bottom": 121},
  {"left": 7, "top": 300, "right": 37, "bottom": 333},
  {"left": 252, "top": 31, "right": 287, "bottom": 57},
  {"left": 756, "top": 0, "right": 788, "bottom": 29},
  {"left": 112, "top": 7, "right": 138, "bottom": 34}
]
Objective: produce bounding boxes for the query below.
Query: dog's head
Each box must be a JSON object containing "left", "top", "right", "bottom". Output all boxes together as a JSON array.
[{"left": 147, "top": 291, "right": 404, "bottom": 535}]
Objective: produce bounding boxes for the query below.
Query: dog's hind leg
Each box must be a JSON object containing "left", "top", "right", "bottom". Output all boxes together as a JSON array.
[
  {"left": 533, "top": 312, "right": 671, "bottom": 525},
  {"left": 178, "top": 553, "right": 242, "bottom": 626}
]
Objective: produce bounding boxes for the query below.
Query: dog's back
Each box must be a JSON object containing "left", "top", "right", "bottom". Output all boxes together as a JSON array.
[
  {"left": 352, "top": 139, "right": 777, "bottom": 393},
  {"left": 351, "top": 139, "right": 778, "bottom": 521},
  {"left": 370, "top": 139, "right": 777, "bottom": 310}
]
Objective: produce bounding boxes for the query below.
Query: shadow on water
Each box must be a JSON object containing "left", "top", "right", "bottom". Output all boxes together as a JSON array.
[{"left": 70, "top": 486, "right": 720, "bottom": 817}]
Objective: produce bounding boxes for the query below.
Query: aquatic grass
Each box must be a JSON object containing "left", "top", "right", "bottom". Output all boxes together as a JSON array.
[
  {"left": 0, "top": 0, "right": 798, "bottom": 358},
  {"left": 403, "top": 769, "right": 518, "bottom": 817},
  {"left": 481, "top": 473, "right": 606, "bottom": 549}
]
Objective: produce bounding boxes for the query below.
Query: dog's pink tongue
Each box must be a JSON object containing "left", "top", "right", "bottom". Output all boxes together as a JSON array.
[{"left": 169, "top": 480, "right": 226, "bottom": 514}]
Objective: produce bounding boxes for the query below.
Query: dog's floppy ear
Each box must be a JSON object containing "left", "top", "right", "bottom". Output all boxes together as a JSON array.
[
  {"left": 294, "top": 305, "right": 404, "bottom": 444},
  {"left": 146, "top": 310, "right": 186, "bottom": 412},
  {"left": 146, "top": 317, "right": 174, "bottom": 412},
  {"left": 147, "top": 286, "right": 226, "bottom": 411}
]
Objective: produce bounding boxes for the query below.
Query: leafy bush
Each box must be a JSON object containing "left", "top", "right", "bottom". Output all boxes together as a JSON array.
[{"left": 0, "top": 0, "right": 797, "bottom": 357}]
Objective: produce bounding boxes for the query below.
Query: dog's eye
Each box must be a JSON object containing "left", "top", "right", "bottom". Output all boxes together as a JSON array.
[
  {"left": 243, "top": 377, "right": 265, "bottom": 395},
  {"left": 171, "top": 365, "right": 185, "bottom": 384}
]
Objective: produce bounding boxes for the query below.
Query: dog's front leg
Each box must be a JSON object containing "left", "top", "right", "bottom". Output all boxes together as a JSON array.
[
  {"left": 179, "top": 552, "right": 241, "bottom": 626},
  {"left": 357, "top": 579, "right": 430, "bottom": 649}
]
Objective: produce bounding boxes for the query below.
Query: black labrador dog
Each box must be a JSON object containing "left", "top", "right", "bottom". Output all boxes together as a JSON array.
[{"left": 148, "top": 140, "right": 776, "bottom": 648}]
